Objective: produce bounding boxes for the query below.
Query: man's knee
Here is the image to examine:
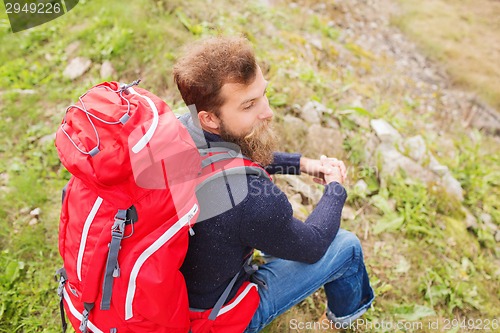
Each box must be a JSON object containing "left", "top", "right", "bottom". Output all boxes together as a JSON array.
[
  {"left": 334, "top": 229, "right": 363, "bottom": 255},
  {"left": 324, "top": 230, "right": 364, "bottom": 271}
]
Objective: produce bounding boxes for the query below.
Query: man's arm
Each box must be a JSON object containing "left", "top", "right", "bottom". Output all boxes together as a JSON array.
[
  {"left": 265, "top": 152, "right": 302, "bottom": 175},
  {"left": 238, "top": 177, "right": 347, "bottom": 264}
]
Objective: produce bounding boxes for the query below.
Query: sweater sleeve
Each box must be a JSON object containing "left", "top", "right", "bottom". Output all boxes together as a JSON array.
[
  {"left": 238, "top": 177, "right": 347, "bottom": 264},
  {"left": 264, "top": 152, "right": 302, "bottom": 175}
]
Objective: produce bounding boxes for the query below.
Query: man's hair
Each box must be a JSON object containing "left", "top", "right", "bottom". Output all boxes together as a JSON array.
[{"left": 173, "top": 36, "right": 257, "bottom": 115}]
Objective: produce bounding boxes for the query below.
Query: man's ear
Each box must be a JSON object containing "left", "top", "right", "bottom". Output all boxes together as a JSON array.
[{"left": 198, "top": 111, "right": 221, "bottom": 134}]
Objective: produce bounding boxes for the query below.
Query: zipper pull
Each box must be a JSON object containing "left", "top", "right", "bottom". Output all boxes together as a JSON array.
[
  {"left": 188, "top": 213, "right": 195, "bottom": 236},
  {"left": 113, "top": 263, "right": 120, "bottom": 278}
]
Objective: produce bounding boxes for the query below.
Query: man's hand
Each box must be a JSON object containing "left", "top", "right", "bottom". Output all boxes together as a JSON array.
[
  {"left": 320, "top": 155, "right": 346, "bottom": 185},
  {"left": 300, "top": 156, "right": 347, "bottom": 185}
]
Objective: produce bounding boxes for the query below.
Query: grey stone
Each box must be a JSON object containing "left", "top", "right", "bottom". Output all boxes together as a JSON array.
[
  {"left": 370, "top": 119, "right": 402, "bottom": 144},
  {"left": 462, "top": 207, "right": 478, "bottom": 229},
  {"left": 480, "top": 213, "right": 492, "bottom": 225},
  {"left": 0, "top": 89, "right": 36, "bottom": 95},
  {"left": 283, "top": 115, "right": 307, "bottom": 130},
  {"left": 65, "top": 41, "right": 81, "bottom": 56},
  {"left": 484, "top": 220, "right": 498, "bottom": 233},
  {"left": 0, "top": 173, "right": 9, "bottom": 184},
  {"left": 354, "top": 179, "right": 368, "bottom": 194},
  {"left": 288, "top": 193, "right": 309, "bottom": 221},
  {"left": 39, "top": 133, "right": 55, "bottom": 146},
  {"left": 30, "top": 207, "right": 41, "bottom": 217},
  {"left": 364, "top": 132, "right": 380, "bottom": 163},
  {"left": 309, "top": 37, "right": 323, "bottom": 50},
  {"left": 440, "top": 172, "right": 464, "bottom": 202},
  {"left": 376, "top": 143, "right": 435, "bottom": 182},
  {"left": 300, "top": 101, "right": 332, "bottom": 124},
  {"left": 281, "top": 175, "right": 322, "bottom": 204},
  {"left": 342, "top": 206, "right": 356, "bottom": 220},
  {"left": 19, "top": 207, "right": 30, "bottom": 214},
  {"left": 63, "top": 57, "right": 92, "bottom": 80},
  {"left": 404, "top": 135, "right": 427, "bottom": 162},
  {"left": 325, "top": 117, "right": 341, "bottom": 129},
  {"left": 306, "top": 124, "right": 344, "bottom": 157},
  {"left": 100, "top": 61, "right": 116, "bottom": 79},
  {"left": 428, "top": 154, "right": 449, "bottom": 176},
  {"left": 349, "top": 114, "right": 370, "bottom": 129}
]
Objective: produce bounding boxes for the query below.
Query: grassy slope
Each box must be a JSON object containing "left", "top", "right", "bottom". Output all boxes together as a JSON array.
[
  {"left": 0, "top": 0, "right": 499, "bottom": 332},
  {"left": 392, "top": 0, "right": 500, "bottom": 110}
]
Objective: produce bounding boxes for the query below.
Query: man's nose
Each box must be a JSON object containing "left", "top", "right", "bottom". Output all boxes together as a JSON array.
[{"left": 259, "top": 102, "right": 274, "bottom": 120}]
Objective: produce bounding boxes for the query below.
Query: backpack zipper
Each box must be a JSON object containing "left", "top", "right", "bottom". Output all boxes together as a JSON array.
[
  {"left": 124, "top": 203, "right": 198, "bottom": 320},
  {"left": 77, "top": 196, "right": 103, "bottom": 281}
]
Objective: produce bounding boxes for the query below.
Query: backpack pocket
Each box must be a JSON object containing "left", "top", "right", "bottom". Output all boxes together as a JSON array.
[{"left": 189, "top": 281, "right": 260, "bottom": 333}]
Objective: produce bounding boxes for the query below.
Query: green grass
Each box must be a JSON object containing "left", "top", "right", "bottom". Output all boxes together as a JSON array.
[{"left": 1, "top": 0, "right": 499, "bottom": 332}]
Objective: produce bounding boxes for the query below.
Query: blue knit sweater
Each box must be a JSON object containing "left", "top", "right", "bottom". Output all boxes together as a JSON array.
[{"left": 179, "top": 114, "right": 347, "bottom": 309}]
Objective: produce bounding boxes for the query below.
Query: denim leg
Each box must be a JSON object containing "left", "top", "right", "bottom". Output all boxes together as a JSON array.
[{"left": 244, "top": 229, "right": 374, "bottom": 333}]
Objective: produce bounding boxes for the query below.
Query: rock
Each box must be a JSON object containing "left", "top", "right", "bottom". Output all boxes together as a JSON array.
[
  {"left": 29, "top": 218, "right": 39, "bottom": 226},
  {"left": 464, "top": 98, "right": 500, "bottom": 135},
  {"left": 376, "top": 143, "right": 436, "bottom": 182},
  {"left": 428, "top": 154, "right": 449, "bottom": 176},
  {"left": 309, "top": 37, "right": 323, "bottom": 50},
  {"left": 288, "top": 193, "right": 309, "bottom": 221},
  {"left": 480, "top": 213, "right": 492, "bottom": 225},
  {"left": 63, "top": 57, "right": 92, "bottom": 80},
  {"left": 440, "top": 172, "right": 464, "bottom": 202},
  {"left": 349, "top": 114, "right": 370, "bottom": 129},
  {"left": 483, "top": 220, "right": 498, "bottom": 233},
  {"left": 0, "top": 173, "right": 8, "bottom": 184},
  {"left": 364, "top": 132, "right": 380, "bottom": 163},
  {"left": 394, "top": 256, "right": 411, "bottom": 274},
  {"left": 342, "top": 205, "right": 356, "bottom": 220},
  {"left": 404, "top": 135, "right": 426, "bottom": 162},
  {"left": 325, "top": 116, "right": 341, "bottom": 129},
  {"left": 19, "top": 207, "right": 30, "bottom": 214},
  {"left": 65, "top": 41, "right": 81, "bottom": 56},
  {"left": 30, "top": 207, "right": 41, "bottom": 217},
  {"left": 280, "top": 175, "right": 322, "bottom": 204},
  {"left": 281, "top": 115, "right": 308, "bottom": 145},
  {"left": 306, "top": 124, "right": 344, "bottom": 157},
  {"left": 283, "top": 114, "right": 307, "bottom": 131},
  {"left": 495, "top": 231, "right": 500, "bottom": 243},
  {"left": 0, "top": 89, "right": 36, "bottom": 95},
  {"left": 100, "top": 61, "right": 116, "bottom": 79},
  {"left": 462, "top": 207, "right": 478, "bottom": 229},
  {"left": 38, "top": 133, "right": 55, "bottom": 146},
  {"left": 300, "top": 101, "right": 332, "bottom": 124},
  {"left": 354, "top": 179, "right": 368, "bottom": 194},
  {"left": 370, "top": 119, "right": 402, "bottom": 144}
]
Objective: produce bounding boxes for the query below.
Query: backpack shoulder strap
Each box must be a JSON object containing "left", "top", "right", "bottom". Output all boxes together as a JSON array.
[{"left": 196, "top": 147, "right": 271, "bottom": 192}]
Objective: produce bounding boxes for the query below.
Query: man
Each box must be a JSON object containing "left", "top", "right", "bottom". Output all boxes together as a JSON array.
[{"left": 173, "top": 36, "right": 374, "bottom": 332}]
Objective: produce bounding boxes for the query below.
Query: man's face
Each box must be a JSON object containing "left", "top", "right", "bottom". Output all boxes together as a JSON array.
[{"left": 217, "top": 66, "right": 277, "bottom": 165}]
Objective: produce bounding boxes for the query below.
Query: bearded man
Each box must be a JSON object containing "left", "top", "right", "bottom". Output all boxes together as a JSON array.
[{"left": 173, "top": 36, "right": 374, "bottom": 332}]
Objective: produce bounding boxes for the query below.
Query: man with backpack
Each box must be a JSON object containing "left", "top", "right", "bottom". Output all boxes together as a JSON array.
[{"left": 173, "top": 36, "right": 375, "bottom": 332}]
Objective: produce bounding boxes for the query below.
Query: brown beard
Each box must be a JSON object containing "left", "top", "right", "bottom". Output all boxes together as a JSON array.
[{"left": 219, "top": 119, "right": 278, "bottom": 166}]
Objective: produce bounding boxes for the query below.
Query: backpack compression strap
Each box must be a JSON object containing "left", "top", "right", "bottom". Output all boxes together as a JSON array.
[{"left": 101, "top": 206, "right": 138, "bottom": 310}]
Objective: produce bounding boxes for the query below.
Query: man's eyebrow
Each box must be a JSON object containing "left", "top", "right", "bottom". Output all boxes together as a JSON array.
[{"left": 239, "top": 82, "right": 269, "bottom": 107}]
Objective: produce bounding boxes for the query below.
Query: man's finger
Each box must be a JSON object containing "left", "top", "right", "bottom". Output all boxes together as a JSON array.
[
  {"left": 313, "top": 177, "right": 326, "bottom": 185},
  {"left": 339, "top": 161, "right": 346, "bottom": 178}
]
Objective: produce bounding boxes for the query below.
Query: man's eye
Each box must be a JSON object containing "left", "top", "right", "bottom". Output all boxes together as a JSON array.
[{"left": 243, "top": 103, "right": 254, "bottom": 110}]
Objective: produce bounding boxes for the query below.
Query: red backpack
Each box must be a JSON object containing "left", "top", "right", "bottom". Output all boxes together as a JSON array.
[{"left": 55, "top": 81, "right": 267, "bottom": 333}]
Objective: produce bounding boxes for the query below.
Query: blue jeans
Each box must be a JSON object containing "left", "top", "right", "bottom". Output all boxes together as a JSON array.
[{"left": 244, "top": 229, "right": 375, "bottom": 333}]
